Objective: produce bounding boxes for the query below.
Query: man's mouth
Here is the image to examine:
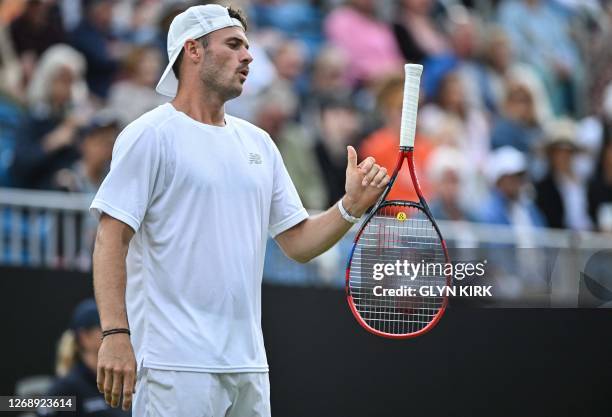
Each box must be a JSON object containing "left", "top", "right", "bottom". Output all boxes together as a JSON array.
[{"left": 238, "top": 68, "right": 249, "bottom": 79}]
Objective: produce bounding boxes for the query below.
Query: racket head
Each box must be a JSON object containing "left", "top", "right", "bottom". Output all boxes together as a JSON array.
[{"left": 346, "top": 201, "right": 450, "bottom": 339}]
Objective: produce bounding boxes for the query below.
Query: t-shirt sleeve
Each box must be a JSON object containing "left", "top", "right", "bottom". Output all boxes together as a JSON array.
[
  {"left": 268, "top": 140, "right": 309, "bottom": 238},
  {"left": 90, "top": 122, "right": 163, "bottom": 232}
]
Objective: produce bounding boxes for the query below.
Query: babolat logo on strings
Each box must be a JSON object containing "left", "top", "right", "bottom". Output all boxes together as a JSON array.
[{"left": 248, "top": 153, "right": 262, "bottom": 164}]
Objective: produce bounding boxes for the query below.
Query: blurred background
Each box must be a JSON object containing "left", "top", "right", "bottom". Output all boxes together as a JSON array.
[{"left": 0, "top": 0, "right": 611, "bottom": 416}]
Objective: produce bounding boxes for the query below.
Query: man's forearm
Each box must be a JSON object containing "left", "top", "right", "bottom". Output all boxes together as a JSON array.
[
  {"left": 275, "top": 195, "right": 363, "bottom": 263},
  {"left": 92, "top": 218, "right": 133, "bottom": 330}
]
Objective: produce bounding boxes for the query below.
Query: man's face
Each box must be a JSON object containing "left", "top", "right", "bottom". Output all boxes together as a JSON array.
[
  {"left": 497, "top": 173, "right": 525, "bottom": 201},
  {"left": 198, "top": 27, "right": 253, "bottom": 101}
]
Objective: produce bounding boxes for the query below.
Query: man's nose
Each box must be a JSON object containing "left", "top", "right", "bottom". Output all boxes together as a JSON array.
[{"left": 241, "top": 48, "right": 253, "bottom": 64}]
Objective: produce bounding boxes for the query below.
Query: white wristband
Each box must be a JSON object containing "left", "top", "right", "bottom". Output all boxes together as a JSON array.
[{"left": 338, "top": 199, "right": 361, "bottom": 224}]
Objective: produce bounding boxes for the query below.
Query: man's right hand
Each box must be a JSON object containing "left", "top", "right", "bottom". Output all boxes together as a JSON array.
[{"left": 97, "top": 333, "right": 137, "bottom": 411}]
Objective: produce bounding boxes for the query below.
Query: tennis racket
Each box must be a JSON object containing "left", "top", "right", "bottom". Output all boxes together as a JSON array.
[{"left": 346, "top": 64, "right": 451, "bottom": 339}]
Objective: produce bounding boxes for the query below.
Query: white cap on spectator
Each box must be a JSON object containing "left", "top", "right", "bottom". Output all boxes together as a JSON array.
[
  {"left": 486, "top": 146, "right": 527, "bottom": 184},
  {"left": 156, "top": 4, "right": 245, "bottom": 97},
  {"left": 426, "top": 146, "right": 468, "bottom": 184}
]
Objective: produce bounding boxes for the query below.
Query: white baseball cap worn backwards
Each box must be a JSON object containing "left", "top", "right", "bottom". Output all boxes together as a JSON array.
[{"left": 156, "top": 4, "right": 245, "bottom": 97}]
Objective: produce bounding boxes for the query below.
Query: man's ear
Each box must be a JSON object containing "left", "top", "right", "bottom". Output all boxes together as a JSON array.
[{"left": 185, "top": 39, "right": 202, "bottom": 63}]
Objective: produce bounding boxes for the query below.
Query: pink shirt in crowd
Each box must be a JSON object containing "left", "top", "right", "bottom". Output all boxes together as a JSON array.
[{"left": 325, "top": 6, "right": 403, "bottom": 85}]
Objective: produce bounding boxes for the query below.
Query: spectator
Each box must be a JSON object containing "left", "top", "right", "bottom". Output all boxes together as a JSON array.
[
  {"left": 54, "top": 110, "right": 119, "bottom": 193},
  {"left": 392, "top": 0, "right": 450, "bottom": 63},
  {"left": 588, "top": 1, "right": 612, "bottom": 116},
  {"left": 311, "top": 95, "right": 363, "bottom": 207},
  {"left": 419, "top": 70, "right": 489, "bottom": 168},
  {"left": 446, "top": 7, "right": 486, "bottom": 111},
  {"left": 9, "top": 0, "right": 65, "bottom": 59},
  {"left": 254, "top": 83, "right": 299, "bottom": 145},
  {"left": 498, "top": 0, "right": 583, "bottom": 115},
  {"left": 39, "top": 298, "right": 130, "bottom": 416},
  {"left": 477, "top": 146, "right": 546, "bottom": 245},
  {"left": 324, "top": 0, "right": 403, "bottom": 86},
  {"left": 0, "top": 19, "right": 22, "bottom": 99},
  {"left": 535, "top": 118, "right": 592, "bottom": 230},
  {"left": 108, "top": 45, "right": 166, "bottom": 128},
  {"left": 11, "top": 44, "right": 91, "bottom": 189},
  {"left": 588, "top": 128, "right": 612, "bottom": 232},
  {"left": 479, "top": 25, "right": 553, "bottom": 123},
  {"left": 360, "top": 73, "right": 435, "bottom": 201},
  {"left": 268, "top": 38, "right": 308, "bottom": 97},
  {"left": 301, "top": 44, "right": 352, "bottom": 132},
  {"left": 308, "top": 44, "right": 350, "bottom": 99},
  {"left": 426, "top": 146, "right": 474, "bottom": 221},
  {"left": 490, "top": 81, "right": 542, "bottom": 153},
  {"left": 69, "top": 0, "right": 123, "bottom": 99},
  {"left": 426, "top": 146, "right": 478, "bottom": 247}
]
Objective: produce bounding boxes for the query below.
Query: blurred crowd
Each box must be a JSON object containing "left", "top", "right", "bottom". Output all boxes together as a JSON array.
[{"left": 1, "top": 0, "right": 612, "bottom": 234}]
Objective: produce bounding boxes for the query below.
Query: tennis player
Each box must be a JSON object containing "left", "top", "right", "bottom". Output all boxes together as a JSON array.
[{"left": 91, "top": 4, "right": 389, "bottom": 416}]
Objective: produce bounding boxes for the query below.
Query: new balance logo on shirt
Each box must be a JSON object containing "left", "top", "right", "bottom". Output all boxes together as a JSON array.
[{"left": 248, "top": 153, "right": 262, "bottom": 164}]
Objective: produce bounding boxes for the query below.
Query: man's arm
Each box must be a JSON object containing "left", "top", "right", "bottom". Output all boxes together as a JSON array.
[
  {"left": 92, "top": 213, "right": 136, "bottom": 411},
  {"left": 275, "top": 146, "right": 389, "bottom": 263}
]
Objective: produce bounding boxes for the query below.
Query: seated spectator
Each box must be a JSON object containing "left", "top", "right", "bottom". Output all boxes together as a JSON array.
[
  {"left": 498, "top": 0, "right": 583, "bottom": 115},
  {"left": 480, "top": 25, "right": 553, "bottom": 122},
  {"left": 39, "top": 298, "right": 130, "bottom": 416},
  {"left": 587, "top": 1, "right": 612, "bottom": 116},
  {"left": 301, "top": 44, "right": 352, "bottom": 132},
  {"left": 108, "top": 45, "right": 166, "bottom": 128},
  {"left": 535, "top": 118, "right": 592, "bottom": 230},
  {"left": 11, "top": 44, "right": 92, "bottom": 190},
  {"left": 490, "top": 81, "right": 542, "bottom": 153},
  {"left": 69, "top": 0, "right": 124, "bottom": 99},
  {"left": 588, "top": 130, "right": 612, "bottom": 231},
  {"left": 324, "top": 0, "right": 403, "bottom": 86},
  {"left": 478, "top": 146, "right": 545, "bottom": 228},
  {"left": 360, "top": 73, "right": 435, "bottom": 201},
  {"left": 479, "top": 147, "right": 548, "bottom": 294},
  {"left": 54, "top": 110, "right": 119, "bottom": 193},
  {"left": 9, "top": 0, "right": 65, "bottom": 59},
  {"left": 426, "top": 146, "right": 478, "bottom": 247},
  {"left": 392, "top": 0, "right": 450, "bottom": 63},
  {"left": 268, "top": 38, "right": 308, "bottom": 97},
  {"left": 419, "top": 70, "right": 489, "bottom": 169},
  {"left": 426, "top": 146, "right": 474, "bottom": 221},
  {"left": 0, "top": 21, "right": 22, "bottom": 100},
  {"left": 446, "top": 7, "right": 486, "bottom": 111}
]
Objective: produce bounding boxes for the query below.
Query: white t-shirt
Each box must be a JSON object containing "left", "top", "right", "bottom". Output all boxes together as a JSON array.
[{"left": 90, "top": 103, "right": 308, "bottom": 373}]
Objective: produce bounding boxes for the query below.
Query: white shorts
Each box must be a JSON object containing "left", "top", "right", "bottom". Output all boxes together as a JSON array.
[{"left": 132, "top": 368, "right": 271, "bottom": 417}]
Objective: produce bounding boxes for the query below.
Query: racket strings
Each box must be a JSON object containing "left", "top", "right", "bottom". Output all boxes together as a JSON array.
[{"left": 349, "top": 205, "right": 448, "bottom": 336}]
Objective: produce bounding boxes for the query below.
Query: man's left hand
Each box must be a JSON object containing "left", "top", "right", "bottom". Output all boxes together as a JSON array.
[{"left": 343, "top": 145, "right": 390, "bottom": 217}]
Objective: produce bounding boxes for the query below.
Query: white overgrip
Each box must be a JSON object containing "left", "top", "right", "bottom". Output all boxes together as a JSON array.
[{"left": 399, "top": 64, "right": 423, "bottom": 148}]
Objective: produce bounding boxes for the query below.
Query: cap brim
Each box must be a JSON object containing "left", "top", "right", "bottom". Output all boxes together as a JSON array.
[{"left": 156, "top": 51, "right": 181, "bottom": 97}]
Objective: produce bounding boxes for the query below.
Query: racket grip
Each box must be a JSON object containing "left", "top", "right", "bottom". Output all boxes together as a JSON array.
[{"left": 400, "top": 64, "right": 423, "bottom": 148}]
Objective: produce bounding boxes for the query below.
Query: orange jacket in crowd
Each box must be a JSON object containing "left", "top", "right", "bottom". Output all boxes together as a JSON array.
[{"left": 359, "top": 127, "right": 434, "bottom": 202}]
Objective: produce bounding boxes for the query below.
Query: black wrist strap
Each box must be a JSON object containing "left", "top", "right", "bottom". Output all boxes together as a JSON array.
[{"left": 101, "top": 328, "right": 131, "bottom": 340}]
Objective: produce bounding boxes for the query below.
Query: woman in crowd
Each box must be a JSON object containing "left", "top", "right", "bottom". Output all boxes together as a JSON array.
[{"left": 10, "top": 44, "right": 92, "bottom": 189}]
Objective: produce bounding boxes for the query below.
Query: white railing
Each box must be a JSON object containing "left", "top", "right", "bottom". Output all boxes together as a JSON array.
[
  {"left": 0, "top": 188, "right": 95, "bottom": 270},
  {"left": 1, "top": 188, "right": 610, "bottom": 307}
]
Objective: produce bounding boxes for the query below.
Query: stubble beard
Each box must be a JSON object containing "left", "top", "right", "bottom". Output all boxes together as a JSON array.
[{"left": 200, "top": 60, "right": 243, "bottom": 103}]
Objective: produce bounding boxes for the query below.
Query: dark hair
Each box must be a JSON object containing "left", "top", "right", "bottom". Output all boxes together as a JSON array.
[{"left": 171, "top": 6, "right": 248, "bottom": 79}]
